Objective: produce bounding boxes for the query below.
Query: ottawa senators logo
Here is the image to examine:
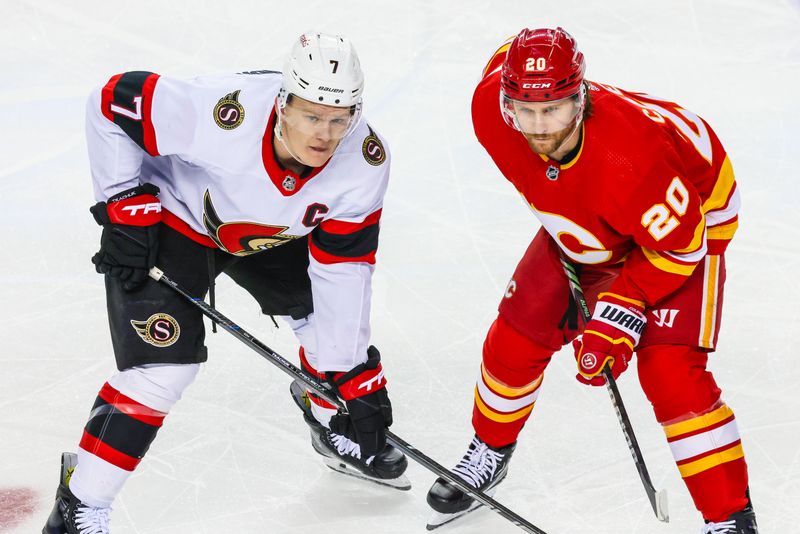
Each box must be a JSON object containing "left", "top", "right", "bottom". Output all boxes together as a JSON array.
[
  {"left": 213, "top": 90, "right": 245, "bottom": 130},
  {"left": 202, "top": 190, "right": 300, "bottom": 256},
  {"left": 131, "top": 313, "right": 180, "bottom": 347},
  {"left": 362, "top": 127, "right": 386, "bottom": 166}
]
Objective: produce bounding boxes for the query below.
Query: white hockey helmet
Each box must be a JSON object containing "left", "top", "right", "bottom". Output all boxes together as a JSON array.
[{"left": 280, "top": 32, "right": 365, "bottom": 108}]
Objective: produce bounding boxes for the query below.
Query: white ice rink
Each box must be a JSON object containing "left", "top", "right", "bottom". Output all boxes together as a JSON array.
[{"left": 2, "top": 1, "right": 799, "bottom": 532}]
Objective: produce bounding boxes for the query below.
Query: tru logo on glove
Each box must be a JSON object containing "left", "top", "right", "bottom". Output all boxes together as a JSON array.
[{"left": 573, "top": 293, "right": 647, "bottom": 386}]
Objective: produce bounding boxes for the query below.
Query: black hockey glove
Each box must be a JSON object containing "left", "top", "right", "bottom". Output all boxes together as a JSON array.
[
  {"left": 327, "top": 346, "right": 393, "bottom": 458},
  {"left": 89, "top": 183, "right": 161, "bottom": 291}
]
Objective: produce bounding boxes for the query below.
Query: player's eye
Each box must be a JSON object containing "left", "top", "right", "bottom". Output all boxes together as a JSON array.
[{"left": 305, "top": 115, "right": 320, "bottom": 123}]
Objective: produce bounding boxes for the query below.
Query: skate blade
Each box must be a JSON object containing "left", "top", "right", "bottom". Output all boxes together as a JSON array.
[
  {"left": 426, "top": 500, "right": 483, "bottom": 530},
  {"left": 425, "top": 485, "right": 498, "bottom": 530},
  {"left": 322, "top": 456, "right": 412, "bottom": 491}
]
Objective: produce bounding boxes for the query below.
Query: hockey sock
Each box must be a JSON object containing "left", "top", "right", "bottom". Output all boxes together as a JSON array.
[
  {"left": 69, "top": 363, "right": 199, "bottom": 508},
  {"left": 299, "top": 347, "right": 337, "bottom": 427},
  {"left": 472, "top": 316, "right": 552, "bottom": 449},
  {"left": 638, "top": 345, "right": 749, "bottom": 521}
]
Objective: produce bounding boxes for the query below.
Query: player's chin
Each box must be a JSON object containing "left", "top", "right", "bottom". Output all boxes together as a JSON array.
[
  {"left": 525, "top": 137, "right": 558, "bottom": 155},
  {"left": 302, "top": 146, "right": 335, "bottom": 167}
]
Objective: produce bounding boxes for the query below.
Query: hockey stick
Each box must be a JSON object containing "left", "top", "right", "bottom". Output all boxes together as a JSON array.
[
  {"left": 148, "top": 267, "right": 548, "bottom": 534},
  {"left": 559, "top": 257, "right": 669, "bottom": 522}
]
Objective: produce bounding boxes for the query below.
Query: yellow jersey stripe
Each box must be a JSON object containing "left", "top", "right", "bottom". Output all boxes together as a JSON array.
[
  {"left": 642, "top": 247, "right": 698, "bottom": 276},
  {"left": 674, "top": 218, "right": 706, "bottom": 254},
  {"left": 664, "top": 404, "right": 733, "bottom": 438},
  {"left": 708, "top": 220, "right": 738, "bottom": 240},
  {"left": 598, "top": 292, "right": 646, "bottom": 308},
  {"left": 474, "top": 387, "right": 535, "bottom": 423},
  {"left": 702, "top": 156, "right": 736, "bottom": 213},
  {"left": 481, "top": 363, "right": 542, "bottom": 397},
  {"left": 700, "top": 255, "right": 720, "bottom": 348},
  {"left": 481, "top": 40, "right": 513, "bottom": 78},
  {"left": 678, "top": 443, "right": 744, "bottom": 478}
]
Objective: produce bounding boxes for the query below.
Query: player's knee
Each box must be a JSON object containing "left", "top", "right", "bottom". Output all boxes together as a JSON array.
[
  {"left": 108, "top": 363, "right": 200, "bottom": 413},
  {"left": 637, "top": 345, "right": 721, "bottom": 423},
  {"left": 483, "top": 316, "right": 553, "bottom": 377}
]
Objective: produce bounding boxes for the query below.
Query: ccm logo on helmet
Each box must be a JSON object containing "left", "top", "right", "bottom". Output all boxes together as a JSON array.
[
  {"left": 522, "top": 82, "right": 552, "bottom": 89},
  {"left": 122, "top": 203, "right": 161, "bottom": 216}
]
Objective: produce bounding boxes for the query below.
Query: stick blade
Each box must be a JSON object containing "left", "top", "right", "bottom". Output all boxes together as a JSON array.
[{"left": 654, "top": 489, "right": 669, "bottom": 522}]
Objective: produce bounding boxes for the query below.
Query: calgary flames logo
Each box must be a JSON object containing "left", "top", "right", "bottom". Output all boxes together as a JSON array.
[{"left": 202, "top": 190, "right": 300, "bottom": 256}]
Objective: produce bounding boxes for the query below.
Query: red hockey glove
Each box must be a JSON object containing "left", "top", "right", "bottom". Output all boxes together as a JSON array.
[
  {"left": 89, "top": 183, "right": 161, "bottom": 291},
  {"left": 573, "top": 294, "right": 646, "bottom": 386},
  {"left": 327, "top": 346, "right": 393, "bottom": 458}
]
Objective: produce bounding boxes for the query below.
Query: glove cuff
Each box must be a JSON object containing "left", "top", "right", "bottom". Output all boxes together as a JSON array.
[
  {"left": 592, "top": 293, "right": 646, "bottom": 345},
  {"left": 91, "top": 183, "right": 162, "bottom": 227},
  {"left": 328, "top": 346, "right": 387, "bottom": 401}
]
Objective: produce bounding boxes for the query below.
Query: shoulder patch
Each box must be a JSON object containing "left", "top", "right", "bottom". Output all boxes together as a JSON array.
[
  {"left": 361, "top": 127, "right": 386, "bottom": 166},
  {"left": 213, "top": 90, "right": 245, "bottom": 130}
]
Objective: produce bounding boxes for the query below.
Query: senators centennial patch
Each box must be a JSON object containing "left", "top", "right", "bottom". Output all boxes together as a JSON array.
[
  {"left": 362, "top": 127, "right": 386, "bottom": 166},
  {"left": 130, "top": 313, "right": 181, "bottom": 347},
  {"left": 213, "top": 90, "right": 245, "bottom": 130}
]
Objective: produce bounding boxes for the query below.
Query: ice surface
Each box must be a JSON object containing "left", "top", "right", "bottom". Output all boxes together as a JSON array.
[{"left": 1, "top": 0, "right": 799, "bottom": 532}]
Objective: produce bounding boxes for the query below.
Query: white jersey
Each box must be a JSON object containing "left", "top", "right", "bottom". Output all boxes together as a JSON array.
[{"left": 85, "top": 70, "right": 391, "bottom": 372}]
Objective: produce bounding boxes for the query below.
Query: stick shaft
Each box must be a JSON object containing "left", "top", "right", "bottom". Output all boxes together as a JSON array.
[{"left": 148, "top": 267, "right": 548, "bottom": 534}]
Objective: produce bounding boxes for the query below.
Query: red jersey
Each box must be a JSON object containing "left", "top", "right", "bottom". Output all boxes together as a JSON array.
[{"left": 473, "top": 47, "right": 739, "bottom": 307}]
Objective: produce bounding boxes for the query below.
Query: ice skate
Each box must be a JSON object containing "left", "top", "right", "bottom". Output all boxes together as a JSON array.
[
  {"left": 290, "top": 379, "right": 410, "bottom": 490},
  {"left": 42, "top": 452, "right": 112, "bottom": 534},
  {"left": 426, "top": 435, "right": 516, "bottom": 530},
  {"left": 702, "top": 499, "right": 758, "bottom": 533}
]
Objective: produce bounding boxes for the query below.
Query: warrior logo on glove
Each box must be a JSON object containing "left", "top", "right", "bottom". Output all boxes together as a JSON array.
[{"left": 574, "top": 293, "right": 647, "bottom": 386}]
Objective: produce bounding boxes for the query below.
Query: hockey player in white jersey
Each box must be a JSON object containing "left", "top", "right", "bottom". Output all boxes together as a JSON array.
[{"left": 43, "top": 32, "right": 408, "bottom": 534}]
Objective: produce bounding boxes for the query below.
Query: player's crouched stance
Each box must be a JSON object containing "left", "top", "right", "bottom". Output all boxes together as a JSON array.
[
  {"left": 43, "top": 32, "right": 407, "bottom": 534},
  {"left": 427, "top": 28, "right": 757, "bottom": 533}
]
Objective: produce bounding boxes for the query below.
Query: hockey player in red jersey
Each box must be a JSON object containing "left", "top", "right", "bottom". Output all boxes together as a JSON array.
[
  {"left": 43, "top": 32, "right": 408, "bottom": 534},
  {"left": 426, "top": 28, "right": 757, "bottom": 534}
]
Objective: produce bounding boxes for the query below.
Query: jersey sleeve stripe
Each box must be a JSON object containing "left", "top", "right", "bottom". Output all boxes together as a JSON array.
[
  {"left": 141, "top": 73, "right": 159, "bottom": 155},
  {"left": 318, "top": 209, "right": 382, "bottom": 234},
  {"left": 309, "top": 238, "right": 377, "bottom": 264},
  {"left": 702, "top": 155, "right": 736, "bottom": 214},
  {"left": 673, "top": 218, "right": 707, "bottom": 254},
  {"left": 705, "top": 184, "right": 740, "bottom": 227},
  {"left": 100, "top": 73, "right": 123, "bottom": 122},
  {"left": 481, "top": 37, "right": 514, "bottom": 78},
  {"left": 642, "top": 247, "right": 699, "bottom": 276},
  {"left": 309, "top": 220, "right": 380, "bottom": 265},
  {"left": 100, "top": 71, "right": 161, "bottom": 156},
  {"left": 707, "top": 219, "right": 738, "bottom": 241}
]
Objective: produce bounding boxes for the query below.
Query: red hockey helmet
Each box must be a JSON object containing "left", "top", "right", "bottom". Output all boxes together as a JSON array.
[{"left": 500, "top": 27, "right": 585, "bottom": 102}]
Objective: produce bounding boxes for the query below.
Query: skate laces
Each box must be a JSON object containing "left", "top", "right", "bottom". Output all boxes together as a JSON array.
[
  {"left": 452, "top": 436, "right": 504, "bottom": 488},
  {"left": 328, "top": 432, "right": 375, "bottom": 465},
  {"left": 702, "top": 519, "right": 737, "bottom": 534},
  {"left": 74, "top": 504, "right": 111, "bottom": 534}
]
